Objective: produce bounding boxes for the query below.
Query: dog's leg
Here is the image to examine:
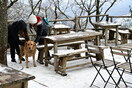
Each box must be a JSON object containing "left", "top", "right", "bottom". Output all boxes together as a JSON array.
[
  {"left": 26, "top": 55, "right": 29, "bottom": 68},
  {"left": 19, "top": 46, "right": 24, "bottom": 64},
  {"left": 19, "top": 53, "right": 22, "bottom": 64},
  {"left": 33, "top": 55, "right": 37, "bottom": 67}
]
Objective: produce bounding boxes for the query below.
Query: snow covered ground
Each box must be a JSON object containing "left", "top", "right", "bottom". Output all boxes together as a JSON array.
[{"left": 7, "top": 39, "right": 132, "bottom": 88}]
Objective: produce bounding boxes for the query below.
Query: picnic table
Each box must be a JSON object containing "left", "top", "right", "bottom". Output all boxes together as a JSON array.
[
  {"left": 93, "top": 21, "right": 121, "bottom": 45},
  {"left": 42, "top": 30, "right": 102, "bottom": 73},
  {"left": 0, "top": 64, "right": 35, "bottom": 88},
  {"left": 50, "top": 24, "right": 71, "bottom": 35}
]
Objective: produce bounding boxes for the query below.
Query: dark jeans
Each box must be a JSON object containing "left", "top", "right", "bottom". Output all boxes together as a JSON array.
[{"left": 9, "top": 42, "right": 20, "bottom": 61}]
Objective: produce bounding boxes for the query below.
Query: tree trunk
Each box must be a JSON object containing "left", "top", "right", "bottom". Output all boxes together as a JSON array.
[
  {"left": 0, "top": 0, "right": 8, "bottom": 65},
  {"left": 96, "top": 0, "right": 100, "bottom": 22}
]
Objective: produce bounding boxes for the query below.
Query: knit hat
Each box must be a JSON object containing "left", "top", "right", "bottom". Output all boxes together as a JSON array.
[{"left": 27, "top": 14, "right": 37, "bottom": 24}]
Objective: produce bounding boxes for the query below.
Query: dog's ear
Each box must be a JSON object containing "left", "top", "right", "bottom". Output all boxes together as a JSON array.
[
  {"left": 33, "top": 42, "right": 36, "bottom": 46},
  {"left": 24, "top": 42, "right": 28, "bottom": 46}
]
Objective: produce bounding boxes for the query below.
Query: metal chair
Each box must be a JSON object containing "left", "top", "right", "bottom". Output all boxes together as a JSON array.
[
  {"left": 86, "top": 45, "right": 119, "bottom": 88},
  {"left": 110, "top": 46, "right": 132, "bottom": 87}
]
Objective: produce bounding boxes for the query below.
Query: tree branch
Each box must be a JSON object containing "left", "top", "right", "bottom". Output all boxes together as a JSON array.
[{"left": 7, "top": 0, "right": 18, "bottom": 9}]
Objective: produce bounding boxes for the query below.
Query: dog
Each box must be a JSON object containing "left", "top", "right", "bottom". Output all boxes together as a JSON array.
[{"left": 20, "top": 41, "right": 36, "bottom": 68}]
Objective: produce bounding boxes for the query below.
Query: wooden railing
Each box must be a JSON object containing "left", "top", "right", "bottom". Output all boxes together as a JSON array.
[
  {"left": 8, "top": 15, "right": 132, "bottom": 32},
  {"left": 49, "top": 18, "right": 75, "bottom": 22},
  {"left": 108, "top": 16, "right": 132, "bottom": 22},
  {"left": 75, "top": 14, "right": 109, "bottom": 31},
  {"left": 49, "top": 14, "right": 109, "bottom": 32}
]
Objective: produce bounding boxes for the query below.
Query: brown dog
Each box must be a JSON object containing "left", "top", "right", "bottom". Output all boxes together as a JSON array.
[{"left": 20, "top": 41, "right": 36, "bottom": 68}]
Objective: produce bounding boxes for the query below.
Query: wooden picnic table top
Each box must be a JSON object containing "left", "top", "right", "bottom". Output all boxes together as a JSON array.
[
  {"left": 0, "top": 64, "right": 35, "bottom": 87},
  {"left": 93, "top": 21, "right": 121, "bottom": 28},
  {"left": 42, "top": 31, "right": 102, "bottom": 44}
]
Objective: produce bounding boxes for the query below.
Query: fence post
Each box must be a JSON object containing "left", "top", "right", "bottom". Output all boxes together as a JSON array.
[{"left": 74, "top": 16, "right": 79, "bottom": 32}]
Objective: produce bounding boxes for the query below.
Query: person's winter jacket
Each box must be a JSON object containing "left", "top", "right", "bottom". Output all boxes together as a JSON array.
[
  {"left": 34, "top": 17, "right": 48, "bottom": 44},
  {"left": 8, "top": 20, "right": 29, "bottom": 45}
]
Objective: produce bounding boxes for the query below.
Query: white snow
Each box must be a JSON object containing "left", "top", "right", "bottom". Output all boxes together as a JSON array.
[
  {"left": 52, "top": 24, "right": 70, "bottom": 28},
  {"left": 6, "top": 39, "right": 132, "bottom": 88}
]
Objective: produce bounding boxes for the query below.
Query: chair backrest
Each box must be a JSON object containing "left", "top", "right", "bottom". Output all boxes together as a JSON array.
[
  {"left": 86, "top": 45, "right": 105, "bottom": 66},
  {"left": 110, "top": 46, "right": 132, "bottom": 67}
]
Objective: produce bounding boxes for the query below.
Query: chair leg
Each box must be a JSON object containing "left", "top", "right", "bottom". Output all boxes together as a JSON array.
[
  {"left": 116, "top": 69, "right": 127, "bottom": 87},
  {"left": 90, "top": 66, "right": 105, "bottom": 87},
  {"left": 104, "top": 67, "right": 119, "bottom": 88}
]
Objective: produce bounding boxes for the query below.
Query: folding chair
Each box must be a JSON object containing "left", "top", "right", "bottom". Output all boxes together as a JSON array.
[
  {"left": 110, "top": 46, "right": 132, "bottom": 87},
  {"left": 86, "top": 45, "right": 119, "bottom": 88}
]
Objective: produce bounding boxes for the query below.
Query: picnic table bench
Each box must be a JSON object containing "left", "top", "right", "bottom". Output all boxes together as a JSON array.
[
  {"left": 36, "top": 41, "right": 83, "bottom": 61},
  {"left": 0, "top": 64, "right": 35, "bottom": 88},
  {"left": 52, "top": 48, "right": 88, "bottom": 76},
  {"left": 109, "top": 28, "right": 130, "bottom": 44},
  {"left": 52, "top": 45, "right": 107, "bottom": 76}
]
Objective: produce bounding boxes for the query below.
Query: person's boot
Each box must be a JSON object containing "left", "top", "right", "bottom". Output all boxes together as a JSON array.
[
  {"left": 22, "top": 58, "right": 25, "bottom": 61},
  {"left": 11, "top": 58, "right": 16, "bottom": 62},
  {"left": 37, "top": 59, "right": 44, "bottom": 64}
]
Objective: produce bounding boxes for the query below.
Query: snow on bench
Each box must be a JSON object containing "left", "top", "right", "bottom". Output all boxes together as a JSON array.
[{"left": 53, "top": 48, "right": 87, "bottom": 58}]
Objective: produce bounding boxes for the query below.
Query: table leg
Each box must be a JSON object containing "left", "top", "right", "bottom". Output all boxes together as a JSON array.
[
  {"left": 54, "top": 42, "right": 58, "bottom": 71},
  {"left": 115, "top": 27, "right": 119, "bottom": 45},
  {"left": 54, "top": 30, "right": 57, "bottom": 35},
  {"left": 67, "top": 28, "right": 70, "bottom": 33},
  {"left": 22, "top": 81, "right": 28, "bottom": 88},
  {"left": 105, "top": 28, "right": 108, "bottom": 46},
  {"left": 95, "top": 35, "right": 100, "bottom": 46},
  {"left": 44, "top": 40, "right": 48, "bottom": 66},
  {"left": 85, "top": 40, "right": 88, "bottom": 59},
  {"left": 96, "top": 35, "right": 102, "bottom": 60}
]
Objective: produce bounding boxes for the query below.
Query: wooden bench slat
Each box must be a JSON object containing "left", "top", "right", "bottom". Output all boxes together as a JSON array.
[
  {"left": 110, "top": 29, "right": 130, "bottom": 34},
  {"left": 117, "top": 62, "right": 132, "bottom": 72},
  {"left": 53, "top": 48, "right": 87, "bottom": 58}
]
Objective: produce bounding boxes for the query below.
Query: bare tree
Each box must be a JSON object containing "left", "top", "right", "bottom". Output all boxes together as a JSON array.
[
  {"left": 73, "top": 0, "right": 117, "bottom": 29},
  {"left": 7, "top": 0, "right": 119, "bottom": 30},
  {"left": 0, "top": 0, "right": 8, "bottom": 65},
  {"left": 129, "top": 6, "right": 132, "bottom": 16},
  {"left": 28, "top": 0, "right": 43, "bottom": 16},
  {"left": 52, "top": 0, "right": 70, "bottom": 19},
  {"left": 41, "top": 0, "right": 52, "bottom": 18},
  {"left": 8, "top": 1, "right": 30, "bottom": 20}
]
